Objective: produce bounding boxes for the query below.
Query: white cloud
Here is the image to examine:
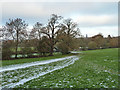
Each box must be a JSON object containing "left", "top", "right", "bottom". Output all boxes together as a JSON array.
[
  {"left": 1, "top": 2, "right": 118, "bottom": 37},
  {"left": 72, "top": 15, "right": 117, "bottom": 27},
  {"left": 2, "top": 2, "right": 117, "bottom": 18},
  {"left": 0, "top": 3, "right": 2, "bottom": 28},
  {"left": 2, "top": 2, "right": 117, "bottom": 27},
  {"left": 2, "top": 2, "right": 75, "bottom": 18},
  {"left": 80, "top": 26, "right": 118, "bottom": 37},
  {"left": 2, "top": 3, "right": 47, "bottom": 17}
]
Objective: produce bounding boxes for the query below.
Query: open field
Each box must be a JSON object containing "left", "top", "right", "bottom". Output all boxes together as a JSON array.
[{"left": 1, "top": 48, "right": 118, "bottom": 88}]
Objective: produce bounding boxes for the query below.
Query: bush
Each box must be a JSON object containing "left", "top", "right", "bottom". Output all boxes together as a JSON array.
[
  {"left": 37, "top": 36, "right": 51, "bottom": 56},
  {"left": 88, "top": 41, "right": 97, "bottom": 50},
  {"left": 21, "top": 41, "right": 34, "bottom": 58},
  {"left": 57, "top": 42, "right": 69, "bottom": 54},
  {"left": 21, "top": 47, "right": 33, "bottom": 58},
  {"left": 2, "top": 41, "right": 13, "bottom": 60}
]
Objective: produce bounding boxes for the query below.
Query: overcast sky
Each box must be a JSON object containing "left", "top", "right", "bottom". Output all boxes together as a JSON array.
[{"left": 0, "top": 1, "right": 118, "bottom": 37}]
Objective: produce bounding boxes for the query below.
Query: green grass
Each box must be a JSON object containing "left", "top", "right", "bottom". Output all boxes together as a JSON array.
[
  {"left": 2, "top": 53, "right": 74, "bottom": 66},
  {"left": 2, "top": 48, "right": 119, "bottom": 88},
  {"left": 2, "top": 57, "right": 75, "bottom": 88},
  {"left": 16, "top": 48, "right": 118, "bottom": 88}
]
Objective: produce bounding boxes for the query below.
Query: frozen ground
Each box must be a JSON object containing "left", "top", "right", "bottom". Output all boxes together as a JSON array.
[{"left": 1, "top": 56, "right": 79, "bottom": 88}]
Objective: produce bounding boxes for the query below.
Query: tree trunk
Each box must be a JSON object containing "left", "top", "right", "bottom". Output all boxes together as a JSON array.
[
  {"left": 15, "top": 31, "right": 19, "bottom": 59},
  {"left": 49, "top": 39, "right": 54, "bottom": 56},
  {"left": 15, "top": 41, "right": 18, "bottom": 58},
  {"left": 50, "top": 45, "right": 53, "bottom": 56}
]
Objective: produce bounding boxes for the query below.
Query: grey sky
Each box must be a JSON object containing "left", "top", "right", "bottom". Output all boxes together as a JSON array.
[{"left": 0, "top": 1, "right": 118, "bottom": 37}]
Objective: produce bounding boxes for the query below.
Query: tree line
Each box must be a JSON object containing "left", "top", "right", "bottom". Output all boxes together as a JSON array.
[
  {"left": 78, "top": 34, "right": 118, "bottom": 51},
  {"left": 2, "top": 14, "right": 80, "bottom": 60},
  {"left": 1, "top": 14, "right": 119, "bottom": 60}
]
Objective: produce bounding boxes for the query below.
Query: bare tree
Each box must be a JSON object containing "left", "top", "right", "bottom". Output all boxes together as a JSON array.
[
  {"left": 57, "top": 18, "right": 81, "bottom": 53},
  {"left": 41, "top": 14, "right": 62, "bottom": 56},
  {"left": 37, "top": 36, "right": 51, "bottom": 56},
  {"left": 30, "top": 22, "right": 43, "bottom": 40},
  {"left": 62, "top": 18, "right": 80, "bottom": 37},
  {"left": 4, "top": 18, "right": 28, "bottom": 58}
]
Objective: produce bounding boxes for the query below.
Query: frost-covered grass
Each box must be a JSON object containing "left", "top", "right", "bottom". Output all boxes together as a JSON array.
[
  {"left": 2, "top": 53, "right": 74, "bottom": 66},
  {"left": 2, "top": 48, "right": 118, "bottom": 88},
  {"left": 2, "top": 56, "right": 79, "bottom": 88},
  {"left": 15, "top": 48, "right": 118, "bottom": 88}
]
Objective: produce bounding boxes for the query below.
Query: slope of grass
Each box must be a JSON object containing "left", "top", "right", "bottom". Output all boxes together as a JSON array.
[{"left": 16, "top": 48, "right": 118, "bottom": 88}]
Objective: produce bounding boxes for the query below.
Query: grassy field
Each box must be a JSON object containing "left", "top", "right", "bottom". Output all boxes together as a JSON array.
[
  {"left": 2, "top": 53, "right": 74, "bottom": 66},
  {"left": 2, "top": 48, "right": 119, "bottom": 88}
]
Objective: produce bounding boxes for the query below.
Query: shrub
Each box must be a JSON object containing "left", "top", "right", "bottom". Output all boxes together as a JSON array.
[
  {"left": 21, "top": 47, "right": 33, "bottom": 58},
  {"left": 57, "top": 42, "right": 69, "bottom": 54},
  {"left": 2, "top": 41, "right": 13, "bottom": 60},
  {"left": 88, "top": 41, "right": 97, "bottom": 50},
  {"left": 37, "top": 36, "right": 51, "bottom": 56}
]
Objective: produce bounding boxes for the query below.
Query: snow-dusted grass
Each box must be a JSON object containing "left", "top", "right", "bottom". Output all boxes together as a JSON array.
[
  {"left": 2, "top": 48, "right": 118, "bottom": 88},
  {"left": 1, "top": 56, "right": 76, "bottom": 72},
  {"left": 2, "top": 56, "right": 79, "bottom": 88},
  {"left": 16, "top": 48, "right": 118, "bottom": 88},
  {"left": 2, "top": 53, "right": 74, "bottom": 66}
]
